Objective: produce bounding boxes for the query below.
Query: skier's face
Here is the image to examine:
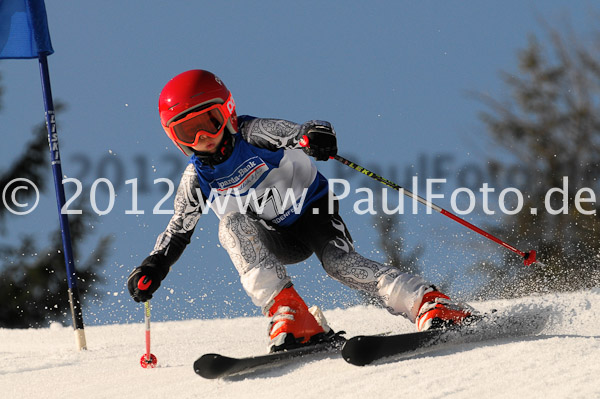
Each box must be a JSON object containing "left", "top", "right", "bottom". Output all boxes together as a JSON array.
[{"left": 190, "top": 131, "right": 225, "bottom": 153}]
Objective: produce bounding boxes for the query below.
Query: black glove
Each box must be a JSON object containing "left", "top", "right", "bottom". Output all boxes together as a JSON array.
[
  {"left": 298, "top": 120, "right": 337, "bottom": 161},
  {"left": 127, "top": 265, "right": 163, "bottom": 302}
]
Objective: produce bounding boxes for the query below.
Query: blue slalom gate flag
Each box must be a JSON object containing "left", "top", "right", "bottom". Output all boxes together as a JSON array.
[
  {"left": 0, "top": 0, "right": 54, "bottom": 59},
  {"left": 1, "top": 0, "right": 87, "bottom": 350}
]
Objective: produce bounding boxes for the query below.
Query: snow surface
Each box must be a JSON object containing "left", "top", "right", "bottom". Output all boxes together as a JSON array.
[{"left": 2, "top": 289, "right": 599, "bottom": 399}]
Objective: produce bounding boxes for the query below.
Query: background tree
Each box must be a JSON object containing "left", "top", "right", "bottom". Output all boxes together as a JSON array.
[
  {"left": 0, "top": 71, "right": 110, "bottom": 328},
  {"left": 374, "top": 214, "right": 423, "bottom": 277},
  {"left": 473, "top": 25, "right": 600, "bottom": 298}
]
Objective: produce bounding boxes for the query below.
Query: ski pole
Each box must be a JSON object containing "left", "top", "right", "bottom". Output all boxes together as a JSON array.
[
  {"left": 139, "top": 295, "right": 157, "bottom": 368},
  {"left": 332, "top": 154, "right": 538, "bottom": 266}
]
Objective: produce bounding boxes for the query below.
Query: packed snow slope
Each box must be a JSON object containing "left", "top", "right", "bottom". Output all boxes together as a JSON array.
[{"left": 2, "top": 289, "right": 599, "bottom": 399}]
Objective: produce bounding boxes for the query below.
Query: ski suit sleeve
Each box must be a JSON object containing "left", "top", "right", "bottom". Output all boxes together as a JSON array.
[
  {"left": 138, "top": 163, "right": 204, "bottom": 277},
  {"left": 238, "top": 115, "right": 305, "bottom": 150}
]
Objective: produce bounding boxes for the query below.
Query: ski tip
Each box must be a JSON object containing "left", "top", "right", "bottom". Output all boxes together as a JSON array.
[
  {"left": 342, "top": 336, "right": 377, "bottom": 366},
  {"left": 193, "top": 353, "right": 235, "bottom": 379}
]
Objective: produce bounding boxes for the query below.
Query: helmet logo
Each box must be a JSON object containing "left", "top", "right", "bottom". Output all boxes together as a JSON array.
[
  {"left": 214, "top": 76, "right": 223, "bottom": 85},
  {"left": 226, "top": 97, "right": 235, "bottom": 114}
]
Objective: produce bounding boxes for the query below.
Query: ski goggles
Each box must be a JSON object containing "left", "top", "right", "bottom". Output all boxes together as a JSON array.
[{"left": 167, "top": 94, "right": 235, "bottom": 147}]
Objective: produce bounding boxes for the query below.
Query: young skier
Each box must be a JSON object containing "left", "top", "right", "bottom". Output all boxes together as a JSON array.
[{"left": 127, "top": 69, "right": 473, "bottom": 352}]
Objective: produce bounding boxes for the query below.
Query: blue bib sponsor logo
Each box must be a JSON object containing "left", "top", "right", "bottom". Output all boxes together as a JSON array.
[{"left": 210, "top": 156, "right": 268, "bottom": 193}]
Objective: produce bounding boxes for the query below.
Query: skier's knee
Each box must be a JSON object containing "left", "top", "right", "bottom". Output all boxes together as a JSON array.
[
  {"left": 218, "top": 212, "right": 255, "bottom": 250},
  {"left": 320, "top": 234, "right": 352, "bottom": 260}
]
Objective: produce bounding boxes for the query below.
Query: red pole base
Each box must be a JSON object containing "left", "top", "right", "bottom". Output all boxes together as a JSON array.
[
  {"left": 523, "top": 250, "right": 537, "bottom": 266},
  {"left": 140, "top": 353, "right": 158, "bottom": 368}
]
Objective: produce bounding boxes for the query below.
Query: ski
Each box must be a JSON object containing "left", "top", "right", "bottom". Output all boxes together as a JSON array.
[
  {"left": 194, "top": 309, "right": 548, "bottom": 376},
  {"left": 342, "top": 311, "right": 547, "bottom": 366},
  {"left": 194, "top": 335, "right": 346, "bottom": 379},
  {"left": 342, "top": 328, "right": 456, "bottom": 366}
]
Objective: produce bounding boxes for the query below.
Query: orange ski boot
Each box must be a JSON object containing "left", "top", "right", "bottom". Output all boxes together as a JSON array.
[
  {"left": 416, "top": 290, "right": 474, "bottom": 331},
  {"left": 267, "top": 286, "right": 330, "bottom": 352}
]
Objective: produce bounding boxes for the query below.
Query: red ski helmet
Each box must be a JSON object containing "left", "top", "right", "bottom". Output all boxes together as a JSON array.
[{"left": 158, "top": 70, "right": 238, "bottom": 155}]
